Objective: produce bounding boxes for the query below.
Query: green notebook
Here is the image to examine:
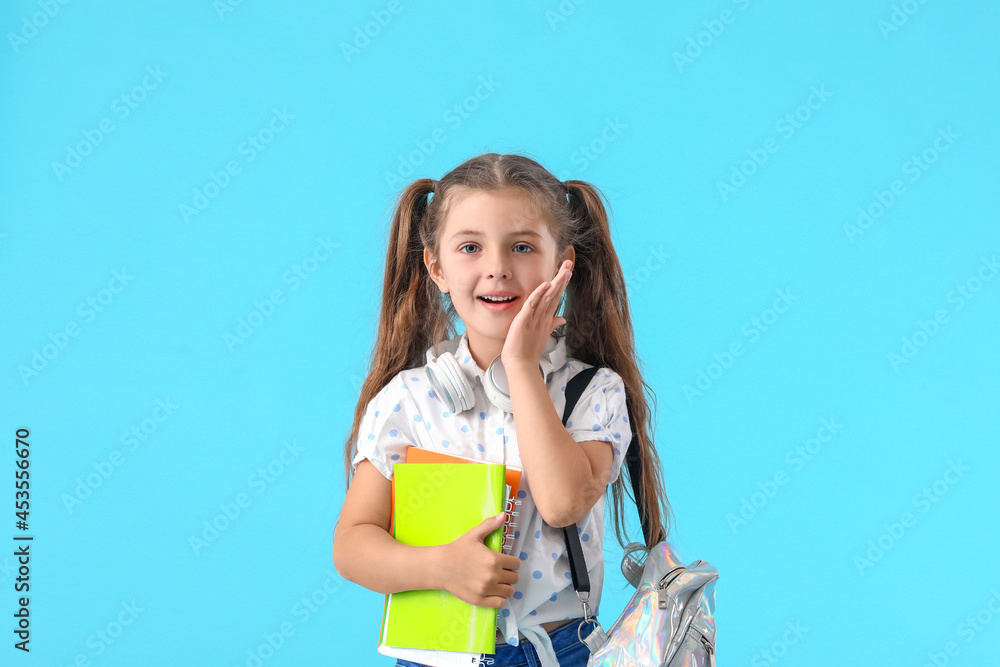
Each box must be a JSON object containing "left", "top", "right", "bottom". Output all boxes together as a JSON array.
[{"left": 379, "top": 462, "right": 506, "bottom": 655}]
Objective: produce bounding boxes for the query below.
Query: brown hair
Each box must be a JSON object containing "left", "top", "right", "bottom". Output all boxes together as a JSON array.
[{"left": 342, "top": 153, "right": 673, "bottom": 548}]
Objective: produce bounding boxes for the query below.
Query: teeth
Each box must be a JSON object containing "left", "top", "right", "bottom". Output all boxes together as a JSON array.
[{"left": 481, "top": 295, "right": 515, "bottom": 302}]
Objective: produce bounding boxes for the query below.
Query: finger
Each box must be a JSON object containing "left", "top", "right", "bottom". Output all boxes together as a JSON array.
[
  {"left": 551, "top": 260, "right": 573, "bottom": 283},
  {"left": 467, "top": 513, "right": 506, "bottom": 541},
  {"left": 497, "top": 553, "right": 522, "bottom": 570},
  {"left": 524, "top": 283, "right": 550, "bottom": 310},
  {"left": 549, "top": 274, "right": 570, "bottom": 301},
  {"left": 488, "top": 583, "right": 516, "bottom": 600},
  {"left": 538, "top": 279, "right": 567, "bottom": 314},
  {"left": 497, "top": 568, "right": 520, "bottom": 585},
  {"left": 482, "top": 595, "right": 508, "bottom": 609},
  {"left": 534, "top": 280, "right": 552, "bottom": 299},
  {"left": 542, "top": 266, "right": 572, "bottom": 304}
]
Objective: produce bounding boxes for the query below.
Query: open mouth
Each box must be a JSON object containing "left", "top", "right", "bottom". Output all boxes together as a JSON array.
[{"left": 478, "top": 296, "right": 519, "bottom": 304}]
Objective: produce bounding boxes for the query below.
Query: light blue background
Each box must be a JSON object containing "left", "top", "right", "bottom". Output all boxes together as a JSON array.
[{"left": 2, "top": 1, "right": 998, "bottom": 665}]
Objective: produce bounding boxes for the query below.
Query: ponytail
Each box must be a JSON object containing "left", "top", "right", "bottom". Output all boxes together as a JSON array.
[
  {"left": 562, "top": 180, "right": 673, "bottom": 548},
  {"left": 342, "top": 178, "right": 455, "bottom": 487}
]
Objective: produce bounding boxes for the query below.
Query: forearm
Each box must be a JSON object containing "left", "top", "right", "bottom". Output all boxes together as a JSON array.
[
  {"left": 507, "top": 363, "right": 600, "bottom": 527},
  {"left": 332, "top": 522, "right": 442, "bottom": 594}
]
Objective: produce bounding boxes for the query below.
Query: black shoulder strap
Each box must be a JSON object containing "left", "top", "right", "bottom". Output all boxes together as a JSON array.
[
  {"left": 558, "top": 366, "right": 650, "bottom": 596},
  {"left": 560, "top": 366, "right": 600, "bottom": 596},
  {"left": 622, "top": 393, "right": 650, "bottom": 546}
]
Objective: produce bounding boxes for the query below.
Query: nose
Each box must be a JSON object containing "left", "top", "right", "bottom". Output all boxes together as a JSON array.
[{"left": 485, "top": 249, "right": 511, "bottom": 280}]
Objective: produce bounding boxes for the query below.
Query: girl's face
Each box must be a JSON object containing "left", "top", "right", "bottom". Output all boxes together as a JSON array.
[{"left": 424, "top": 188, "right": 574, "bottom": 359}]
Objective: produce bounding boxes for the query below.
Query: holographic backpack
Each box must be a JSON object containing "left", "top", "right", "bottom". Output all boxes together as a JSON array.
[{"left": 558, "top": 367, "right": 718, "bottom": 667}]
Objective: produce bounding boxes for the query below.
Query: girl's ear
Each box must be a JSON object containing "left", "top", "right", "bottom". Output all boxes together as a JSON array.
[
  {"left": 561, "top": 245, "right": 576, "bottom": 270},
  {"left": 423, "top": 247, "right": 449, "bottom": 294}
]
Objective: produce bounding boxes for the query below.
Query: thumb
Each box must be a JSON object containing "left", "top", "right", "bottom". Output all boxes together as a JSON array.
[{"left": 466, "top": 512, "right": 506, "bottom": 542}]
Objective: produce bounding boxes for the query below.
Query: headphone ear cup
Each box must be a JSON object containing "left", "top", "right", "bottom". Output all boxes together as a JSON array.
[
  {"left": 483, "top": 356, "right": 513, "bottom": 414},
  {"left": 483, "top": 380, "right": 513, "bottom": 414},
  {"left": 425, "top": 352, "right": 475, "bottom": 414}
]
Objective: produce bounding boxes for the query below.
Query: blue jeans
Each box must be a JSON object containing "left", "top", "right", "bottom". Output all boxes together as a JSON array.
[{"left": 394, "top": 617, "right": 594, "bottom": 667}]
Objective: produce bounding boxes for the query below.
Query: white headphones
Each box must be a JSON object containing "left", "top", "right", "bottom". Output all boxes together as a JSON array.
[{"left": 425, "top": 352, "right": 539, "bottom": 415}]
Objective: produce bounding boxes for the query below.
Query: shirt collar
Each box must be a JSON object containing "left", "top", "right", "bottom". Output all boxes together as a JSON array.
[{"left": 424, "top": 331, "right": 569, "bottom": 387}]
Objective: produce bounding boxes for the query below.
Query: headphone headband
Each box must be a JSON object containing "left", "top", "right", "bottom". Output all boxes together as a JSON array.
[{"left": 425, "top": 352, "right": 537, "bottom": 415}]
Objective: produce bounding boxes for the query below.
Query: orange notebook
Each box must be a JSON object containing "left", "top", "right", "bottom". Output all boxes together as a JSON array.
[{"left": 393, "top": 446, "right": 523, "bottom": 555}]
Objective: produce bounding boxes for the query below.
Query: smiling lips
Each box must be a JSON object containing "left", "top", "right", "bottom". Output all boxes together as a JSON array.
[{"left": 478, "top": 294, "right": 519, "bottom": 311}]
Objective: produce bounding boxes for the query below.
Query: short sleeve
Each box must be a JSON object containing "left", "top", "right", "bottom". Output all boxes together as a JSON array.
[
  {"left": 350, "top": 373, "right": 420, "bottom": 481},
  {"left": 564, "top": 367, "right": 632, "bottom": 485}
]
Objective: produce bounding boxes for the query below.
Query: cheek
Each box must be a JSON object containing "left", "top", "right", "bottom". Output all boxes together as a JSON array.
[
  {"left": 525, "top": 274, "right": 547, "bottom": 292},
  {"left": 449, "top": 276, "right": 478, "bottom": 297},
  {"left": 448, "top": 272, "right": 476, "bottom": 292}
]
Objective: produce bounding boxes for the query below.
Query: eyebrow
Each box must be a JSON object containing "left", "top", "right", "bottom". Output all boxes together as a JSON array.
[{"left": 449, "top": 229, "right": 543, "bottom": 240}]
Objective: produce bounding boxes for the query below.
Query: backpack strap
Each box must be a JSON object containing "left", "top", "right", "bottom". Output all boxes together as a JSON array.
[
  {"left": 558, "top": 366, "right": 651, "bottom": 598},
  {"left": 560, "top": 366, "right": 600, "bottom": 596},
  {"left": 622, "top": 392, "right": 651, "bottom": 546}
]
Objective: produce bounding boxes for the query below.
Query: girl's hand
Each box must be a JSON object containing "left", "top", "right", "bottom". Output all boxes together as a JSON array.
[
  {"left": 439, "top": 513, "right": 521, "bottom": 609},
  {"left": 501, "top": 259, "right": 573, "bottom": 372}
]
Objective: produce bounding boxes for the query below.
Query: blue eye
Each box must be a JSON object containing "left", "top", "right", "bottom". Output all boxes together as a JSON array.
[{"left": 458, "top": 243, "right": 533, "bottom": 254}]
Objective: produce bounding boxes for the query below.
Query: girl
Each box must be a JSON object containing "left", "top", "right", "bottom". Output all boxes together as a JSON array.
[{"left": 333, "top": 153, "right": 672, "bottom": 667}]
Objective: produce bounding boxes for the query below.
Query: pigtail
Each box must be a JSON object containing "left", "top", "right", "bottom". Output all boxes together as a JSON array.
[
  {"left": 564, "top": 180, "right": 673, "bottom": 549},
  {"left": 342, "top": 178, "right": 455, "bottom": 487}
]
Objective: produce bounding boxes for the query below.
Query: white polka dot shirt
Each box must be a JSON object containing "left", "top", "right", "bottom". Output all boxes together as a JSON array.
[{"left": 351, "top": 331, "right": 633, "bottom": 667}]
